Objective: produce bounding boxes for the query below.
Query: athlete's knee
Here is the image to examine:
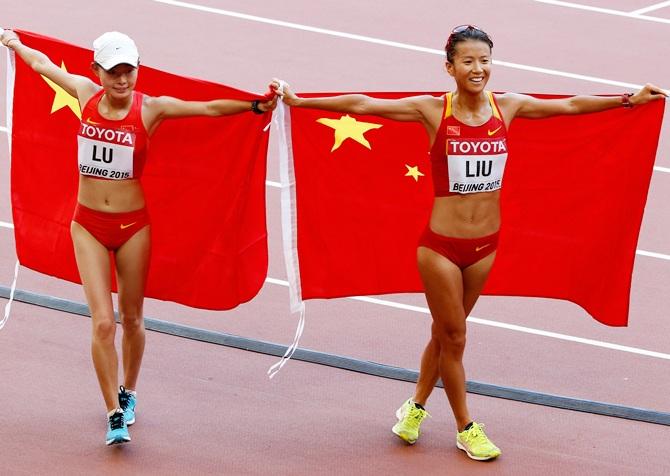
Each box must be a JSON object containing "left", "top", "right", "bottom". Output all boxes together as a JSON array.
[
  {"left": 92, "top": 316, "right": 116, "bottom": 342},
  {"left": 119, "top": 308, "right": 144, "bottom": 334},
  {"left": 432, "top": 321, "right": 467, "bottom": 352}
]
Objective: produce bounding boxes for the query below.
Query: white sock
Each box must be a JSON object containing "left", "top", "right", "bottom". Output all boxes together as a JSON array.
[{"left": 107, "top": 408, "right": 122, "bottom": 418}]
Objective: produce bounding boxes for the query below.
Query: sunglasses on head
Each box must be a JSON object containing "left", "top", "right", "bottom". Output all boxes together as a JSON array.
[
  {"left": 452, "top": 24, "right": 481, "bottom": 34},
  {"left": 446, "top": 24, "right": 483, "bottom": 50}
]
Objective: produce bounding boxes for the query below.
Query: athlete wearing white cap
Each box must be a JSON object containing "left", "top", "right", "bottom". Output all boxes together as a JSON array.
[
  {"left": 1, "top": 28, "right": 277, "bottom": 446},
  {"left": 92, "top": 31, "right": 140, "bottom": 70}
]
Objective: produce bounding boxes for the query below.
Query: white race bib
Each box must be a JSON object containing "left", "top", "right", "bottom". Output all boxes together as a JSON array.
[
  {"left": 77, "top": 123, "right": 135, "bottom": 180},
  {"left": 447, "top": 138, "right": 507, "bottom": 194}
]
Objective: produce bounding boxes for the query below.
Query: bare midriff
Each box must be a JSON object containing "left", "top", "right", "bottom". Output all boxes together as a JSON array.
[
  {"left": 429, "top": 190, "right": 500, "bottom": 238},
  {"left": 77, "top": 176, "right": 145, "bottom": 212}
]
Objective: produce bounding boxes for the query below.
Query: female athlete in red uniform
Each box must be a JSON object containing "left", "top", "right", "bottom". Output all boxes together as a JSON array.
[
  {"left": 1, "top": 29, "right": 276, "bottom": 445},
  {"left": 273, "top": 25, "right": 666, "bottom": 461}
]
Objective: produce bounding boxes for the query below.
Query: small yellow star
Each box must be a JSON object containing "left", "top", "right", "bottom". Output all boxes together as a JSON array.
[
  {"left": 316, "top": 115, "right": 382, "bottom": 152},
  {"left": 405, "top": 164, "right": 424, "bottom": 182},
  {"left": 41, "top": 62, "right": 81, "bottom": 119}
]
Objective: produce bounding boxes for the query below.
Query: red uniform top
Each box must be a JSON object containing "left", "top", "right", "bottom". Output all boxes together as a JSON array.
[
  {"left": 430, "top": 91, "right": 508, "bottom": 196},
  {"left": 77, "top": 89, "right": 149, "bottom": 180}
]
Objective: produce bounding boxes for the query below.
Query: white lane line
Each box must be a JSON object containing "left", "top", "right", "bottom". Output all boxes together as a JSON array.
[
  {"left": 265, "top": 277, "right": 670, "bottom": 360},
  {"left": 0, "top": 126, "right": 7, "bottom": 133},
  {"left": 153, "top": 0, "right": 441, "bottom": 53},
  {"left": 636, "top": 249, "right": 670, "bottom": 260},
  {"left": 639, "top": 249, "right": 670, "bottom": 260},
  {"left": 531, "top": 0, "right": 670, "bottom": 24},
  {"left": 151, "top": 0, "right": 646, "bottom": 89},
  {"left": 638, "top": 249, "right": 670, "bottom": 260},
  {"left": 265, "top": 277, "right": 288, "bottom": 286},
  {"left": 0, "top": 221, "right": 13, "bottom": 229},
  {"left": 654, "top": 165, "right": 670, "bottom": 173},
  {"left": 631, "top": 1, "right": 670, "bottom": 15},
  {"left": 492, "top": 59, "right": 640, "bottom": 89}
]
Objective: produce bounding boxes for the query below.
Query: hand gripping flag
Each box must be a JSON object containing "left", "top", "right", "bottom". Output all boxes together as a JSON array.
[
  {"left": 279, "top": 92, "right": 665, "bottom": 326},
  {"left": 8, "top": 31, "right": 269, "bottom": 310}
]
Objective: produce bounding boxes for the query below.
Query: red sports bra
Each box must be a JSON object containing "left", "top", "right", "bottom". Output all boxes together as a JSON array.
[
  {"left": 430, "top": 91, "right": 508, "bottom": 196},
  {"left": 77, "top": 89, "right": 149, "bottom": 180}
]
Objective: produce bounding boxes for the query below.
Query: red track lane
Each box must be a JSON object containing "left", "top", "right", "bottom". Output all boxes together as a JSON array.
[
  {"left": 2, "top": 302, "right": 668, "bottom": 475},
  {"left": 1, "top": 1, "right": 670, "bottom": 474}
]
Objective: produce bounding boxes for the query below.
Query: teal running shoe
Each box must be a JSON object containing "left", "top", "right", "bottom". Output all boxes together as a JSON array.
[
  {"left": 118, "top": 386, "right": 136, "bottom": 426},
  {"left": 106, "top": 410, "right": 130, "bottom": 446}
]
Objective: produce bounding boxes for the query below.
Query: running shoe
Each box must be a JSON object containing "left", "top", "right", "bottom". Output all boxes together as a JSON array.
[
  {"left": 392, "top": 398, "right": 430, "bottom": 444},
  {"left": 118, "top": 386, "right": 136, "bottom": 426},
  {"left": 106, "top": 410, "right": 131, "bottom": 446},
  {"left": 456, "top": 422, "right": 501, "bottom": 461}
]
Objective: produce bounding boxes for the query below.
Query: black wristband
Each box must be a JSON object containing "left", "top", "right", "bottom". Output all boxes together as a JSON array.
[{"left": 251, "top": 100, "right": 264, "bottom": 114}]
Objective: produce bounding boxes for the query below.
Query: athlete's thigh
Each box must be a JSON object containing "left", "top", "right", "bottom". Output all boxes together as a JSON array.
[
  {"left": 71, "top": 222, "right": 113, "bottom": 314},
  {"left": 417, "top": 246, "right": 466, "bottom": 326},
  {"left": 462, "top": 251, "right": 496, "bottom": 316},
  {"left": 114, "top": 226, "right": 151, "bottom": 311}
]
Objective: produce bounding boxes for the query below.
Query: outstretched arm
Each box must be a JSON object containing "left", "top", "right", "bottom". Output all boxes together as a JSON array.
[
  {"left": 141, "top": 92, "right": 278, "bottom": 134},
  {"left": 1, "top": 29, "right": 97, "bottom": 100},
  {"left": 272, "top": 79, "right": 434, "bottom": 123},
  {"left": 499, "top": 84, "right": 668, "bottom": 121},
  {"left": 145, "top": 95, "right": 277, "bottom": 119}
]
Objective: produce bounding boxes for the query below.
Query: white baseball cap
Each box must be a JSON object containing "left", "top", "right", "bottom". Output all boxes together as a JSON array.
[{"left": 93, "top": 32, "right": 139, "bottom": 70}]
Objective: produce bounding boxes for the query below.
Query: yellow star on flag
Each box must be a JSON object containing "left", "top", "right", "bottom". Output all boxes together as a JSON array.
[
  {"left": 316, "top": 114, "right": 382, "bottom": 152},
  {"left": 404, "top": 164, "right": 424, "bottom": 182},
  {"left": 41, "top": 62, "right": 81, "bottom": 119}
]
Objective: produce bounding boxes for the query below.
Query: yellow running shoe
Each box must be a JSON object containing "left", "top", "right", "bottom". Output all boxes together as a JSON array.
[
  {"left": 392, "top": 398, "right": 430, "bottom": 444},
  {"left": 456, "top": 422, "right": 501, "bottom": 461}
]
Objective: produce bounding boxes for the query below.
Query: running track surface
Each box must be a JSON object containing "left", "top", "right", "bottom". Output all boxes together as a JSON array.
[{"left": 1, "top": 1, "right": 670, "bottom": 474}]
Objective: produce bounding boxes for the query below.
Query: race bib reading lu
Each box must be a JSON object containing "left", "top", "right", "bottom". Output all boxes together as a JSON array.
[
  {"left": 447, "top": 137, "right": 507, "bottom": 194},
  {"left": 77, "top": 123, "right": 135, "bottom": 180}
]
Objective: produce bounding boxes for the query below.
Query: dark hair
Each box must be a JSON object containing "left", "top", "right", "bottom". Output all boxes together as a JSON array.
[{"left": 445, "top": 27, "right": 493, "bottom": 63}]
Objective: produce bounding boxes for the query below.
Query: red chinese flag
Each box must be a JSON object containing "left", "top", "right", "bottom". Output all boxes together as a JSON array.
[
  {"left": 288, "top": 92, "right": 665, "bottom": 326},
  {"left": 9, "top": 31, "right": 269, "bottom": 309}
]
